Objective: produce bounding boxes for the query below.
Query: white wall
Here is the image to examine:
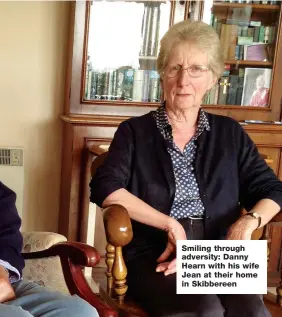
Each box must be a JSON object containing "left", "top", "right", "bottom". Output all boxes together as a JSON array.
[{"left": 0, "top": 1, "right": 70, "bottom": 232}]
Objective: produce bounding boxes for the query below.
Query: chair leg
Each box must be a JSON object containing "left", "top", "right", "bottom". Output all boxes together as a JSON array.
[
  {"left": 106, "top": 243, "right": 115, "bottom": 293},
  {"left": 277, "top": 274, "right": 282, "bottom": 307}
]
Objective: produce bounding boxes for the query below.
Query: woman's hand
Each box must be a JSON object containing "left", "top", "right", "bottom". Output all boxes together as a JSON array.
[
  {"left": 226, "top": 215, "right": 259, "bottom": 240},
  {"left": 156, "top": 218, "right": 187, "bottom": 276},
  {"left": 0, "top": 266, "right": 16, "bottom": 303}
]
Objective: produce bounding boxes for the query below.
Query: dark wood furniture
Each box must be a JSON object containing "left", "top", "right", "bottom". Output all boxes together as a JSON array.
[{"left": 22, "top": 241, "right": 117, "bottom": 317}]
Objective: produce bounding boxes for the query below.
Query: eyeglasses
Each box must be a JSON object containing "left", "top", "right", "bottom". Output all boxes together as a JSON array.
[{"left": 164, "top": 65, "right": 210, "bottom": 78}]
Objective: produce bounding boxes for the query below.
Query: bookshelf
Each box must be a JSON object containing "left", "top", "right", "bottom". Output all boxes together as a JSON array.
[
  {"left": 76, "top": 0, "right": 282, "bottom": 121},
  {"left": 205, "top": 0, "right": 281, "bottom": 109},
  {"left": 139, "top": 56, "right": 158, "bottom": 60},
  {"left": 212, "top": 3, "right": 280, "bottom": 10},
  {"left": 224, "top": 60, "right": 272, "bottom": 66}
]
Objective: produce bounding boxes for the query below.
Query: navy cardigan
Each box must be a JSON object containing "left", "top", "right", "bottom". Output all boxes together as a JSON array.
[
  {"left": 0, "top": 182, "right": 24, "bottom": 276},
  {"left": 90, "top": 111, "right": 282, "bottom": 263}
]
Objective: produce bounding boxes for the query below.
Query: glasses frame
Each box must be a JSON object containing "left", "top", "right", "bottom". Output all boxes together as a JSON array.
[{"left": 163, "top": 64, "right": 210, "bottom": 78}]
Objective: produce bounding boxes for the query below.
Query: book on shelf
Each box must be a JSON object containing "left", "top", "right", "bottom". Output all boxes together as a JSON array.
[
  {"left": 132, "top": 70, "right": 144, "bottom": 102},
  {"left": 121, "top": 69, "right": 134, "bottom": 101},
  {"left": 227, "top": 75, "right": 240, "bottom": 105},
  {"left": 149, "top": 70, "right": 161, "bottom": 102},
  {"left": 210, "top": 14, "right": 276, "bottom": 62},
  {"left": 142, "top": 70, "right": 150, "bottom": 102},
  {"left": 85, "top": 67, "right": 161, "bottom": 103},
  {"left": 244, "top": 43, "right": 268, "bottom": 61}
]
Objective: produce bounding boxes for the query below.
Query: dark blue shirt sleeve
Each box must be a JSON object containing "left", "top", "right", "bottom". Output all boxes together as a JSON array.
[{"left": 0, "top": 182, "right": 24, "bottom": 276}]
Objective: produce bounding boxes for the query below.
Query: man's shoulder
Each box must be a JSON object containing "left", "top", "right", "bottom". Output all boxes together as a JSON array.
[{"left": 0, "top": 181, "right": 16, "bottom": 201}]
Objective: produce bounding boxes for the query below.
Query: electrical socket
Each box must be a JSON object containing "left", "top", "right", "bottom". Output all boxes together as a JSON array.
[{"left": 11, "top": 149, "right": 23, "bottom": 166}]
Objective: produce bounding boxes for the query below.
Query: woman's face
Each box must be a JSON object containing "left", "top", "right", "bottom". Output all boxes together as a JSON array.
[{"left": 162, "top": 42, "right": 216, "bottom": 111}]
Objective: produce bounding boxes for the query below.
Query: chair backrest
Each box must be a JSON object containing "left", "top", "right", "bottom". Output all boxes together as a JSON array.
[
  {"left": 22, "top": 232, "right": 69, "bottom": 294},
  {"left": 90, "top": 145, "right": 108, "bottom": 178},
  {"left": 91, "top": 152, "right": 108, "bottom": 178}
]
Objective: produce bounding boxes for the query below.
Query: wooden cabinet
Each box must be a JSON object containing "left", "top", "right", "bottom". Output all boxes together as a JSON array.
[
  {"left": 67, "top": 1, "right": 282, "bottom": 120},
  {"left": 59, "top": 0, "right": 282, "bottom": 296}
]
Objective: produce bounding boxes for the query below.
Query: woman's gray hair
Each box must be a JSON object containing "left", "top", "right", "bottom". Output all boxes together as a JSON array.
[{"left": 157, "top": 20, "right": 225, "bottom": 80}]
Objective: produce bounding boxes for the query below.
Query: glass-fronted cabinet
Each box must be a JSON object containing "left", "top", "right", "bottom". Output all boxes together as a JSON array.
[
  {"left": 84, "top": 0, "right": 171, "bottom": 104},
  {"left": 83, "top": 0, "right": 206, "bottom": 105},
  {"left": 77, "top": 0, "right": 282, "bottom": 121},
  {"left": 203, "top": 1, "right": 280, "bottom": 107}
]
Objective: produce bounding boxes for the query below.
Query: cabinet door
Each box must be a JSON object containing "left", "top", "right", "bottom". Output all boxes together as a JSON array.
[
  {"left": 83, "top": 0, "right": 172, "bottom": 106},
  {"left": 200, "top": 0, "right": 282, "bottom": 121}
]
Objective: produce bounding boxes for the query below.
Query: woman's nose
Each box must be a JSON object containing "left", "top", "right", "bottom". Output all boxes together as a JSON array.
[{"left": 177, "top": 69, "right": 192, "bottom": 86}]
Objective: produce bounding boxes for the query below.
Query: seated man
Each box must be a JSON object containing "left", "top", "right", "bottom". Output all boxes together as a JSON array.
[{"left": 0, "top": 181, "right": 99, "bottom": 317}]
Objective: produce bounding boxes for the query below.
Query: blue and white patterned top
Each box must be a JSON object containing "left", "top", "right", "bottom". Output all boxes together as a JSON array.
[{"left": 152, "top": 104, "right": 210, "bottom": 219}]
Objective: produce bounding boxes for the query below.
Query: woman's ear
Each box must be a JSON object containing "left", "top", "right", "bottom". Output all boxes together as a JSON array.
[{"left": 207, "top": 74, "right": 217, "bottom": 91}]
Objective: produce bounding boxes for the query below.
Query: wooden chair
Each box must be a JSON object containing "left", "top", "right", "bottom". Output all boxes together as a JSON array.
[
  {"left": 22, "top": 231, "right": 117, "bottom": 317},
  {"left": 90, "top": 145, "right": 282, "bottom": 317}
]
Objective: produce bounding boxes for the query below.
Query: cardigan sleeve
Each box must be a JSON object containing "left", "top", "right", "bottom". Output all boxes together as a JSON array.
[
  {"left": 236, "top": 123, "right": 282, "bottom": 211},
  {"left": 90, "top": 120, "right": 135, "bottom": 207}
]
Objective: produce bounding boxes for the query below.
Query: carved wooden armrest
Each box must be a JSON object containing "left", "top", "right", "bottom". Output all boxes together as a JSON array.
[
  {"left": 23, "top": 242, "right": 117, "bottom": 317},
  {"left": 271, "top": 211, "right": 282, "bottom": 222},
  {"left": 103, "top": 204, "right": 133, "bottom": 303}
]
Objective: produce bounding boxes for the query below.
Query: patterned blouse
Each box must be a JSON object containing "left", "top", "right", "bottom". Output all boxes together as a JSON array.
[{"left": 152, "top": 104, "right": 210, "bottom": 219}]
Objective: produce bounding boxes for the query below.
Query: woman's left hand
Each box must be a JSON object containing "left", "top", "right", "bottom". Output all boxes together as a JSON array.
[
  {"left": 155, "top": 218, "right": 187, "bottom": 276},
  {"left": 156, "top": 260, "right": 175, "bottom": 276},
  {"left": 226, "top": 215, "right": 259, "bottom": 240}
]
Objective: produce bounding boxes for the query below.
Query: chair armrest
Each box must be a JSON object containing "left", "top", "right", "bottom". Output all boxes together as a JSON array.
[
  {"left": 103, "top": 204, "right": 133, "bottom": 247},
  {"left": 23, "top": 242, "right": 117, "bottom": 317},
  {"left": 102, "top": 205, "right": 133, "bottom": 303},
  {"left": 23, "top": 241, "right": 100, "bottom": 266},
  {"left": 271, "top": 211, "right": 282, "bottom": 222}
]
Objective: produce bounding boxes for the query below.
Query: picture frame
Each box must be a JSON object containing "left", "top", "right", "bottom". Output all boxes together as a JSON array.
[{"left": 241, "top": 68, "right": 272, "bottom": 107}]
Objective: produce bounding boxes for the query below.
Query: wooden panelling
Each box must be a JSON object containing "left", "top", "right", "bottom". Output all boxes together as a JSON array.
[{"left": 257, "top": 147, "right": 280, "bottom": 174}]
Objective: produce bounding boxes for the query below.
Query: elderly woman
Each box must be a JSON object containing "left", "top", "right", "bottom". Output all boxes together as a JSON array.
[{"left": 90, "top": 20, "right": 282, "bottom": 317}]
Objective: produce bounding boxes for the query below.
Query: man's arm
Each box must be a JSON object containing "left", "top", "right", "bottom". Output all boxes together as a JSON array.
[{"left": 0, "top": 182, "right": 24, "bottom": 281}]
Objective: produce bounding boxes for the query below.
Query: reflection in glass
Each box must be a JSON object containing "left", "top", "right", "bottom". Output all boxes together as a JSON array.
[
  {"left": 188, "top": 1, "right": 202, "bottom": 20},
  {"left": 85, "top": 0, "right": 171, "bottom": 102},
  {"left": 174, "top": 1, "right": 186, "bottom": 25}
]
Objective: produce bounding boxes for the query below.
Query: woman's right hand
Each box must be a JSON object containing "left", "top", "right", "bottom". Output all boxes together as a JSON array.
[{"left": 156, "top": 218, "right": 187, "bottom": 276}]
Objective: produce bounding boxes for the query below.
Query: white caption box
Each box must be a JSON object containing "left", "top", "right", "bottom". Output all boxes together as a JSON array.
[{"left": 176, "top": 240, "right": 267, "bottom": 294}]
